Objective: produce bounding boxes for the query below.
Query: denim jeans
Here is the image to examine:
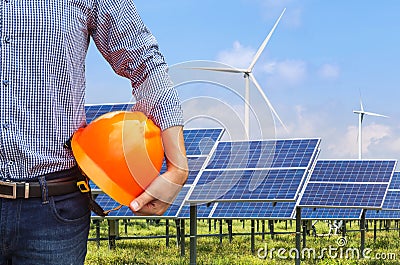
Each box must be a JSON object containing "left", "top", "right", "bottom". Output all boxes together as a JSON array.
[{"left": 0, "top": 185, "right": 90, "bottom": 265}]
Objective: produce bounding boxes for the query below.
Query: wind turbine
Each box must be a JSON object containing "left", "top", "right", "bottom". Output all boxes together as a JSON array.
[
  {"left": 353, "top": 98, "right": 388, "bottom": 159},
  {"left": 189, "top": 8, "right": 287, "bottom": 136}
]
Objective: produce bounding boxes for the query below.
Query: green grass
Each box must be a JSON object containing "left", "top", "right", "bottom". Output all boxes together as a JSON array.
[{"left": 85, "top": 219, "right": 400, "bottom": 265}]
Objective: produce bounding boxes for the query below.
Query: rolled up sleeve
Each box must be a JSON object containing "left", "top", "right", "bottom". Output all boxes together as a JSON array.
[{"left": 89, "top": 0, "right": 183, "bottom": 130}]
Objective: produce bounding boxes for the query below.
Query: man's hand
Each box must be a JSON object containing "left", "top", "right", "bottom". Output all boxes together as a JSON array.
[{"left": 129, "top": 126, "right": 188, "bottom": 215}]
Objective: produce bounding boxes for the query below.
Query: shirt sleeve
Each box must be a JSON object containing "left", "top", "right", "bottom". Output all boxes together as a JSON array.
[{"left": 88, "top": 0, "right": 183, "bottom": 130}]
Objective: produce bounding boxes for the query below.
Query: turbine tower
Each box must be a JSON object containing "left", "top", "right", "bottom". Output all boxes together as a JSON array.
[
  {"left": 190, "top": 9, "right": 287, "bottom": 136},
  {"left": 353, "top": 98, "right": 388, "bottom": 159}
]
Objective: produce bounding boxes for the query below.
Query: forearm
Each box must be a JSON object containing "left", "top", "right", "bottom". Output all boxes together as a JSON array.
[{"left": 161, "top": 126, "right": 188, "bottom": 186}]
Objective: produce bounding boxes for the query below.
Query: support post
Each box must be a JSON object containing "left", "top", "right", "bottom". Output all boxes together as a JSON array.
[
  {"left": 166, "top": 219, "right": 170, "bottom": 247},
  {"left": 261, "top": 220, "right": 265, "bottom": 241},
  {"left": 360, "top": 210, "right": 366, "bottom": 258},
  {"left": 175, "top": 219, "right": 181, "bottom": 247},
  {"left": 295, "top": 207, "right": 301, "bottom": 265},
  {"left": 181, "top": 219, "right": 186, "bottom": 257},
  {"left": 95, "top": 220, "right": 101, "bottom": 248},
  {"left": 302, "top": 221, "right": 307, "bottom": 249},
  {"left": 269, "top": 220, "right": 275, "bottom": 240},
  {"left": 228, "top": 220, "right": 233, "bottom": 243},
  {"left": 190, "top": 205, "right": 197, "bottom": 265},
  {"left": 251, "top": 220, "right": 255, "bottom": 255},
  {"left": 107, "top": 219, "right": 119, "bottom": 250}
]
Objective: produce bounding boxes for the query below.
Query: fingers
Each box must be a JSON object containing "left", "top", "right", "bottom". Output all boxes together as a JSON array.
[
  {"left": 129, "top": 191, "right": 154, "bottom": 212},
  {"left": 129, "top": 192, "right": 170, "bottom": 216},
  {"left": 129, "top": 174, "right": 183, "bottom": 216}
]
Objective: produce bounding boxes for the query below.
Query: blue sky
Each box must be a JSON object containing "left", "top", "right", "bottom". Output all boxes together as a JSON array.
[{"left": 85, "top": 1, "right": 400, "bottom": 163}]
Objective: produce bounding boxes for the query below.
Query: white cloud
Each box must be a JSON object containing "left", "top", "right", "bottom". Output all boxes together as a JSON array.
[
  {"left": 216, "top": 41, "right": 255, "bottom": 69},
  {"left": 276, "top": 104, "right": 399, "bottom": 162},
  {"left": 261, "top": 59, "right": 307, "bottom": 86},
  {"left": 318, "top": 63, "right": 340, "bottom": 80}
]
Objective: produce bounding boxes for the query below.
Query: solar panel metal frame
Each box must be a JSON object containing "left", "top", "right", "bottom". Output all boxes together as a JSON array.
[
  {"left": 297, "top": 159, "right": 397, "bottom": 210},
  {"left": 186, "top": 138, "right": 321, "bottom": 204}
]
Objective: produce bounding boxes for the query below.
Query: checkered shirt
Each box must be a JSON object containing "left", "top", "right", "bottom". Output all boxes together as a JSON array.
[{"left": 0, "top": 0, "right": 183, "bottom": 180}]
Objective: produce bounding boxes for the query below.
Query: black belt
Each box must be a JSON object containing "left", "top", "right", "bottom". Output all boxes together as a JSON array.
[{"left": 0, "top": 168, "right": 89, "bottom": 199}]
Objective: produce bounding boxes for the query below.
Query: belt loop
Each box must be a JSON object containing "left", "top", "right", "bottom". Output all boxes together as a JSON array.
[
  {"left": 24, "top": 182, "right": 30, "bottom": 199},
  {"left": 38, "top": 176, "right": 49, "bottom": 204}
]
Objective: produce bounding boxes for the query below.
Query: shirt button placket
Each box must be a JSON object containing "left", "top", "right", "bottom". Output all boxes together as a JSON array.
[{"left": 1, "top": 0, "right": 15, "bottom": 177}]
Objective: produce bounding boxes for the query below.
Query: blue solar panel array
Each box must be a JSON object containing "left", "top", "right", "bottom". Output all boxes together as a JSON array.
[
  {"left": 206, "top": 139, "right": 320, "bottom": 169},
  {"left": 298, "top": 160, "right": 397, "bottom": 209},
  {"left": 388, "top": 172, "right": 400, "bottom": 189},
  {"left": 187, "top": 138, "right": 320, "bottom": 203},
  {"left": 177, "top": 203, "right": 215, "bottom": 219},
  {"left": 85, "top": 104, "right": 400, "bottom": 221},
  {"left": 301, "top": 208, "right": 362, "bottom": 220},
  {"left": 183, "top": 129, "right": 224, "bottom": 156},
  {"left": 212, "top": 202, "right": 296, "bottom": 220},
  {"left": 190, "top": 169, "right": 308, "bottom": 202},
  {"left": 374, "top": 172, "right": 400, "bottom": 211},
  {"left": 309, "top": 160, "right": 395, "bottom": 183},
  {"left": 366, "top": 210, "right": 400, "bottom": 220}
]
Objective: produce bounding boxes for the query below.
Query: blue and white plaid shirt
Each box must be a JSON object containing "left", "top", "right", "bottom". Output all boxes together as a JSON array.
[{"left": 0, "top": 0, "right": 183, "bottom": 180}]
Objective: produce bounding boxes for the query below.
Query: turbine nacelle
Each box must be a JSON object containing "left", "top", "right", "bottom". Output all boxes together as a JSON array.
[{"left": 353, "top": 99, "right": 388, "bottom": 159}]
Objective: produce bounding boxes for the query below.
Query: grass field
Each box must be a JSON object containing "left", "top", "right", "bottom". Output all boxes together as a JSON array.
[{"left": 85, "top": 218, "right": 400, "bottom": 265}]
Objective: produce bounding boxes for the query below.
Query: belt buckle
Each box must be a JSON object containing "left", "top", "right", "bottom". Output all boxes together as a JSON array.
[{"left": 0, "top": 180, "right": 17, "bottom": 199}]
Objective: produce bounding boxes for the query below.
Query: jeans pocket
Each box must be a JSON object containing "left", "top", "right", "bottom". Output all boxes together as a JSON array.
[{"left": 49, "top": 191, "right": 90, "bottom": 223}]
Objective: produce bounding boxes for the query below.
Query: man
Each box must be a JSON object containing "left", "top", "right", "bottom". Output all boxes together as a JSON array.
[{"left": 0, "top": 1, "right": 188, "bottom": 264}]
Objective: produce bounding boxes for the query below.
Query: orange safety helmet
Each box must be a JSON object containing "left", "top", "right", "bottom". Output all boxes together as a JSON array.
[{"left": 71, "top": 111, "right": 164, "bottom": 206}]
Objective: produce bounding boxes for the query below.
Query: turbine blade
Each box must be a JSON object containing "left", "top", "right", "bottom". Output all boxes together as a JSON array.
[
  {"left": 359, "top": 89, "right": 364, "bottom": 112},
  {"left": 360, "top": 98, "right": 364, "bottom": 112},
  {"left": 249, "top": 73, "right": 288, "bottom": 132},
  {"left": 248, "top": 8, "right": 286, "bottom": 72},
  {"left": 184, "top": 66, "right": 245, "bottom": 74},
  {"left": 363, "top": 111, "right": 389, "bottom": 118}
]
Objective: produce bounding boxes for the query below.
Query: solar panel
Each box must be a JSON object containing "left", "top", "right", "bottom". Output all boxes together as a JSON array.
[
  {"left": 183, "top": 128, "right": 224, "bottom": 156},
  {"left": 189, "top": 169, "right": 307, "bottom": 202},
  {"left": 379, "top": 192, "right": 400, "bottom": 210},
  {"left": 177, "top": 203, "right": 215, "bottom": 219},
  {"left": 366, "top": 209, "right": 400, "bottom": 220},
  {"left": 298, "top": 160, "right": 397, "bottom": 209},
  {"left": 211, "top": 202, "right": 296, "bottom": 220},
  {"left": 376, "top": 172, "right": 400, "bottom": 210},
  {"left": 187, "top": 138, "right": 320, "bottom": 203},
  {"left": 159, "top": 156, "right": 208, "bottom": 185},
  {"left": 301, "top": 208, "right": 362, "bottom": 220},
  {"left": 389, "top": 172, "right": 400, "bottom": 189},
  {"left": 159, "top": 128, "right": 224, "bottom": 186},
  {"left": 206, "top": 139, "right": 320, "bottom": 169},
  {"left": 85, "top": 103, "right": 134, "bottom": 123}
]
